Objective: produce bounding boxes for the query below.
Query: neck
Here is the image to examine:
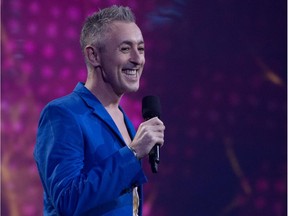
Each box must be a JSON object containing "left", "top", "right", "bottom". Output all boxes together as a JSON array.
[{"left": 84, "top": 68, "right": 122, "bottom": 110}]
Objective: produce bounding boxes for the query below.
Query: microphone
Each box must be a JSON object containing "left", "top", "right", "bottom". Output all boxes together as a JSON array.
[{"left": 142, "top": 95, "right": 162, "bottom": 173}]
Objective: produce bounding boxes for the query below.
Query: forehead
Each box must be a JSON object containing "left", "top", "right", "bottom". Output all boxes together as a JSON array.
[{"left": 105, "top": 21, "right": 144, "bottom": 45}]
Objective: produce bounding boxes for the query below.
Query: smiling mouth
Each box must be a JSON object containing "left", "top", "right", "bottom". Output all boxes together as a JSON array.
[{"left": 122, "top": 69, "right": 138, "bottom": 77}]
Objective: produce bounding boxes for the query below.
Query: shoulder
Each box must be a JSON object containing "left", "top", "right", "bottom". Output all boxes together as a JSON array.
[
  {"left": 49, "top": 92, "right": 81, "bottom": 107},
  {"left": 47, "top": 91, "right": 85, "bottom": 110},
  {"left": 40, "top": 92, "right": 87, "bottom": 120}
]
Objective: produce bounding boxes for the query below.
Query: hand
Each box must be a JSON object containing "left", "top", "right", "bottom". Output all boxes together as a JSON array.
[{"left": 129, "top": 117, "right": 165, "bottom": 159}]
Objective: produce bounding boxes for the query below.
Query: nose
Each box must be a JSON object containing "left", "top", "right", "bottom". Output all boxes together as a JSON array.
[{"left": 130, "top": 48, "right": 144, "bottom": 65}]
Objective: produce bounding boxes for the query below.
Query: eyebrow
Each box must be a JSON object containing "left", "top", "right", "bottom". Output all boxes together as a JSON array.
[{"left": 120, "top": 40, "right": 145, "bottom": 46}]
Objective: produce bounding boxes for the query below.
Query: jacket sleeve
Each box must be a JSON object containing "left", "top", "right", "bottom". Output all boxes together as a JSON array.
[{"left": 34, "top": 104, "right": 147, "bottom": 215}]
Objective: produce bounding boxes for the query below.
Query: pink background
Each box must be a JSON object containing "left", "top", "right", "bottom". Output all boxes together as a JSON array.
[{"left": 1, "top": 0, "right": 286, "bottom": 215}]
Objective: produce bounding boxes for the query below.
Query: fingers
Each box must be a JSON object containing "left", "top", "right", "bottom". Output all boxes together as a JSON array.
[
  {"left": 143, "top": 117, "right": 164, "bottom": 125},
  {"left": 139, "top": 117, "right": 165, "bottom": 132},
  {"left": 129, "top": 117, "right": 165, "bottom": 159},
  {"left": 139, "top": 118, "right": 165, "bottom": 142}
]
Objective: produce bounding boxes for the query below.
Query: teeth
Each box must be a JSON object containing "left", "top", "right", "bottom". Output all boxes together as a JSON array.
[{"left": 123, "top": 69, "right": 137, "bottom": 75}]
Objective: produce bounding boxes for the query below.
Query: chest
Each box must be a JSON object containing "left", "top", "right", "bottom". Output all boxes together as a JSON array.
[{"left": 107, "top": 109, "right": 132, "bottom": 145}]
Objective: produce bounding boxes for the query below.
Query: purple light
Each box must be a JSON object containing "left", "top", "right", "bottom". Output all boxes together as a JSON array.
[
  {"left": 29, "top": 2, "right": 40, "bottom": 14},
  {"left": 46, "top": 23, "right": 58, "bottom": 38},
  {"left": 42, "top": 44, "right": 55, "bottom": 58}
]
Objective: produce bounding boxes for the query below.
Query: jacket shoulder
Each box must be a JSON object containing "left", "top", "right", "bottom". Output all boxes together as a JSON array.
[{"left": 49, "top": 91, "right": 79, "bottom": 105}]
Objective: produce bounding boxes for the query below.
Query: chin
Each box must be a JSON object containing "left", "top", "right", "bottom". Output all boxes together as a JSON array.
[
  {"left": 128, "top": 88, "right": 139, "bottom": 93},
  {"left": 126, "top": 86, "right": 140, "bottom": 93},
  {"left": 126, "top": 82, "right": 140, "bottom": 92}
]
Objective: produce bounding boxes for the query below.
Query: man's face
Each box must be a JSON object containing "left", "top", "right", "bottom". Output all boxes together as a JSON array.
[{"left": 98, "top": 21, "right": 145, "bottom": 96}]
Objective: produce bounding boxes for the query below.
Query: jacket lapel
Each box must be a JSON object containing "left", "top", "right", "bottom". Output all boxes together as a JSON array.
[
  {"left": 120, "top": 106, "right": 136, "bottom": 139},
  {"left": 73, "top": 83, "right": 134, "bottom": 147}
]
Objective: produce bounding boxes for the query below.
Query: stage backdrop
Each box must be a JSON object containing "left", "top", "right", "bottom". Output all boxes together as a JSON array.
[{"left": 1, "top": 0, "right": 286, "bottom": 215}]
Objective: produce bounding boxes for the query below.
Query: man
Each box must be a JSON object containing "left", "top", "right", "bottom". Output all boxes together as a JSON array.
[{"left": 34, "top": 5, "right": 165, "bottom": 216}]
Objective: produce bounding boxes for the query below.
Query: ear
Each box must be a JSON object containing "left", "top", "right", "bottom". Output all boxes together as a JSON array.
[{"left": 84, "top": 46, "right": 101, "bottom": 67}]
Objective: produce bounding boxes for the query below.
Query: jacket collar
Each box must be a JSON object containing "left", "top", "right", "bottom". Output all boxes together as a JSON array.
[{"left": 73, "top": 82, "right": 136, "bottom": 146}]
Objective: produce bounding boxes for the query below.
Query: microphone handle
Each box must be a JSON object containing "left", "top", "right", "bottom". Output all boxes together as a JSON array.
[{"left": 149, "top": 144, "right": 160, "bottom": 173}]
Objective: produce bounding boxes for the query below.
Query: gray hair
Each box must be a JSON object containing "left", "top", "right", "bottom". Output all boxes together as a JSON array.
[{"left": 80, "top": 5, "right": 136, "bottom": 52}]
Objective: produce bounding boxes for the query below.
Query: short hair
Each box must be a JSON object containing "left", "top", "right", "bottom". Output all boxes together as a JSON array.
[{"left": 80, "top": 5, "right": 136, "bottom": 52}]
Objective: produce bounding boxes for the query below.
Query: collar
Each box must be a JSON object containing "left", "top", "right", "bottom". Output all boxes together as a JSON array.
[{"left": 73, "top": 82, "right": 136, "bottom": 146}]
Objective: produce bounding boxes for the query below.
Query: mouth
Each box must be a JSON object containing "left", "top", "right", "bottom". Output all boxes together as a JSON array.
[{"left": 122, "top": 69, "right": 138, "bottom": 78}]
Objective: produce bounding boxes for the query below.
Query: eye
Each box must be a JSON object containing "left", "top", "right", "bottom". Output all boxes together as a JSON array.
[
  {"left": 120, "top": 46, "right": 130, "bottom": 53},
  {"left": 138, "top": 46, "right": 145, "bottom": 53}
]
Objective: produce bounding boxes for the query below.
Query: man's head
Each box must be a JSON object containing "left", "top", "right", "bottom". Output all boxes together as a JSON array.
[{"left": 81, "top": 5, "right": 145, "bottom": 96}]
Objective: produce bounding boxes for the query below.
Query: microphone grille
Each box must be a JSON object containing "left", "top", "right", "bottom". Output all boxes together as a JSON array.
[{"left": 142, "top": 95, "right": 161, "bottom": 119}]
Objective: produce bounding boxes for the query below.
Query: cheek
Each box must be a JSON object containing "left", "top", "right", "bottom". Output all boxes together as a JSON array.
[
  {"left": 142, "top": 58, "right": 145, "bottom": 67},
  {"left": 101, "top": 52, "right": 130, "bottom": 75},
  {"left": 101, "top": 58, "right": 119, "bottom": 74}
]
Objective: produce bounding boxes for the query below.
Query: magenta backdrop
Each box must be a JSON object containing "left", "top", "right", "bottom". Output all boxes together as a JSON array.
[{"left": 1, "top": 0, "right": 286, "bottom": 215}]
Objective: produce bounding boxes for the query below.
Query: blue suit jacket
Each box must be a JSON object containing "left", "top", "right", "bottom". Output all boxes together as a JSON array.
[{"left": 34, "top": 82, "right": 147, "bottom": 216}]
